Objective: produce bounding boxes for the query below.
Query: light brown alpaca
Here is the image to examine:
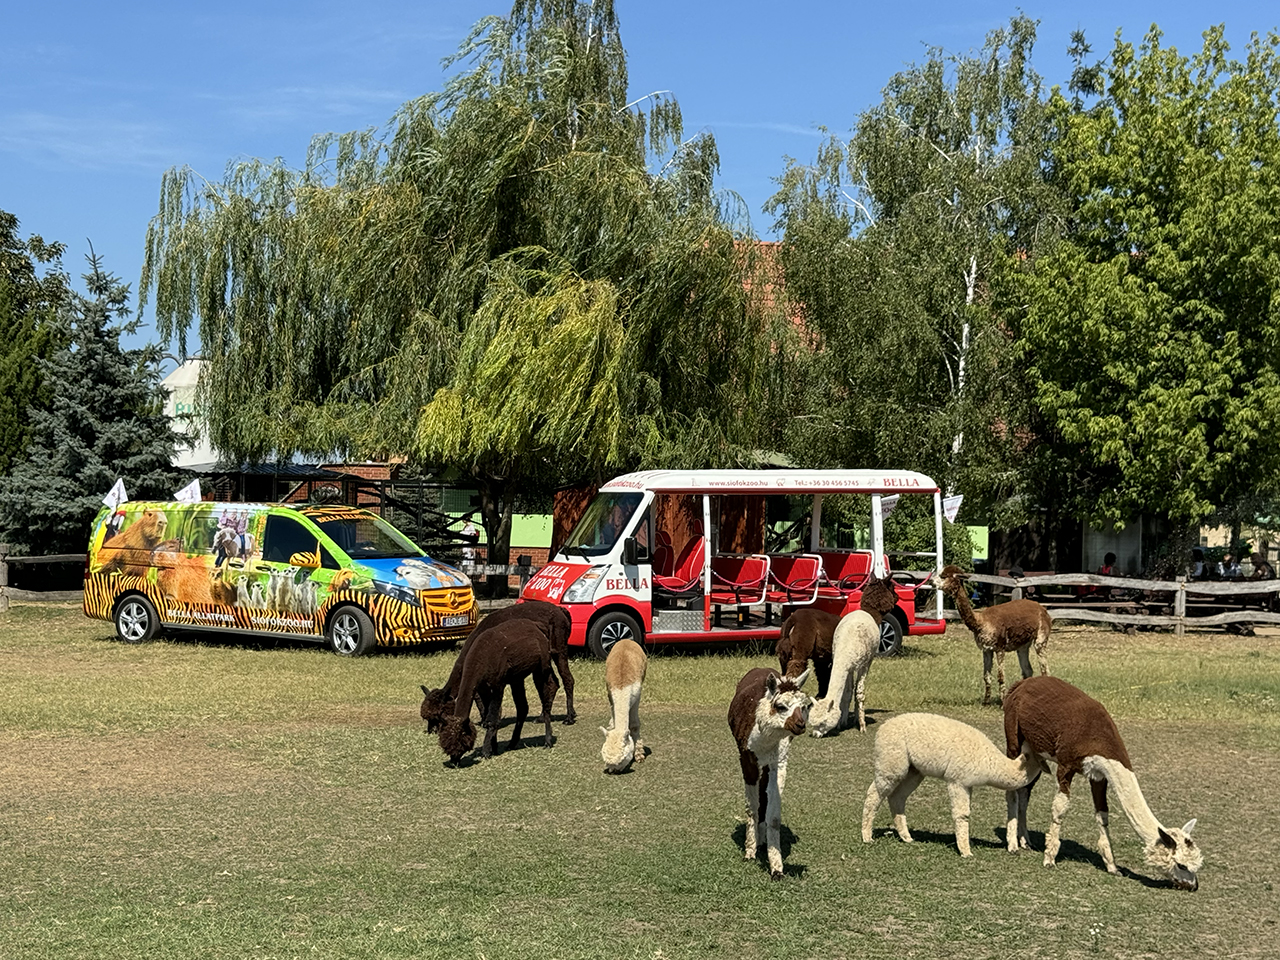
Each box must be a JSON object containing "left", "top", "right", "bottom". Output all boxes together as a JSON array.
[
  {"left": 601, "top": 638, "right": 647, "bottom": 773},
  {"left": 1004, "top": 676, "right": 1203, "bottom": 890},
  {"left": 931, "top": 565, "right": 1049, "bottom": 704}
]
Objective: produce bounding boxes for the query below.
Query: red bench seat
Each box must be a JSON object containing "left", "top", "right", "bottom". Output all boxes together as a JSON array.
[{"left": 710, "top": 554, "right": 770, "bottom": 606}]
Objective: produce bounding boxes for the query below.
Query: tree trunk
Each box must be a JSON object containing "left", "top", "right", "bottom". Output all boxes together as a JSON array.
[{"left": 476, "top": 477, "right": 513, "bottom": 599}]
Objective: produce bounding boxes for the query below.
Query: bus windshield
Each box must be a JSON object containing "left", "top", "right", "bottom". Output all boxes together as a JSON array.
[
  {"left": 561, "top": 493, "right": 643, "bottom": 559},
  {"left": 313, "top": 513, "right": 424, "bottom": 561}
]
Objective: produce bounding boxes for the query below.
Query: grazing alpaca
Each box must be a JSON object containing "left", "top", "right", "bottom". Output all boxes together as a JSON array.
[
  {"left": 437, "top": 619, "right": 560, "bottom": 764},
  {"left": 932, "top": 564, "right": 1050, "bottom": 704},
  {"left": 862, "top": 712, "right": 1044, "bottom": 856},
  {"left": 728, "top": 667, "right": 812, "bottom": 879},
  {"left": 776, "top": 608, "right": 839, "bottom": 698},
  {"left": 600, "top": 638, "right": 647, "bottom": 773},
  {"left": 420, "top": 600, "right": 576, "bottom": 732},
  {"left": 807, "top": 576, "right": 900, "bottom": 736},
  {"left": 1003, "top": 675, "right": 1203, "bottom": 890}
]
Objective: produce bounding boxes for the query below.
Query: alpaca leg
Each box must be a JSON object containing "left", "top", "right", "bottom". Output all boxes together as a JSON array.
[
  {"left": 1044, "top": 789, "right": 1071, "bottom": 867},
  {"left": 982, "top": 648, "right": 995, "bottom": 704},
  {"left": 995, "top": 649, "right": 1008, "bottom": 701},
  {"left": 887, "top": 772, "right": 923, "bottom": 842},
  {"left": 854, "top": 667, "right": 867, "bottom": 732},
  {"left": 839, "top": 670, "right": 855, "bottom": 729},
  {"left": 628, "top": 692, "right": 643, "bottom": 762},
  {"left": 947, "top": 782, "right": 973, "bottom": 857},
  {"left": 507, "top": 679, "right": 529, "bottom": 749},
  {"left": 1036, "top": 636, "right": 1049, "bottom": 676},
  {"left": 764, "top": 767, "right": 785, "bottom": 879},
  {"left": 776, "top": 738, "right": 790, "bottom": 792},
  {"left": 1016, "top": 644, "right": 1033, "bottom": 680},
  {"left": 555, "top": 652, "right": 576, "bottom": 725},
  {"left": 862, "top": 779, "right": 889, "bottom": 842},
  {"left": 1007, "top": 779, "right": 1035, "bottom": 852},
  {"left": 1090, "top": 777, "right": 1120, "bottom": 875},
  {"left": 815, "top": 653, "right": 833, "bottom": 700},
  {"left": 538, "top": 667, "right": 559, "bottom": 747},
  {"left": 481, "top": 694, "right": 502, "bottom": 758},
  {"left": 742, "top": 779, "right": 760, "bottom": 861}
]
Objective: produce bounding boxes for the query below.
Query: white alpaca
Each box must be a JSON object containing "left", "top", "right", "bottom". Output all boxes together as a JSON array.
[
  {"left": 600, "top": 638, "right": 647, "bottom": 773},
  {"left": 808, "top": 611, "right": 878, "bottom": 736},
  {"left": 728, "top": 667, "right": 812, "bottom": 879},
  {"left": 862, "top": 712, "right": 1044, "bottom": 856},
  {"left": 1004, "top": 675, "right": 1203, "bottom": 890}
]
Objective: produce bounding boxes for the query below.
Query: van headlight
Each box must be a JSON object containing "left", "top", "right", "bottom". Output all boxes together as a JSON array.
[
  {"left": 376, "top": 581, "right": 421, "bottom": 607},
  {"left": 562, "top": 566, "right": 607, "bottom": 604}
]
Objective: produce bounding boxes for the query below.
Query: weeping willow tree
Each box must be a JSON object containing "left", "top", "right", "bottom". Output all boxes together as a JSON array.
[{"left": 141, "top": 0, "right": 778, "bottom": 580}]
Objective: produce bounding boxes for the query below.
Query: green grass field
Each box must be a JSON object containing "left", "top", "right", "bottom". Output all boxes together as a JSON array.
[{"left": 2, "top": 601, "right": 1277, "bottom": 959}]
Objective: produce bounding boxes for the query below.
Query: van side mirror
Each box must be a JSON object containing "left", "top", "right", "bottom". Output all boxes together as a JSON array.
[
  {"left": 289, "top": 550, "right": 320, "bottom": 569},
  {"left": 622, "top": 537, "right": 638, "bottom": 566}
]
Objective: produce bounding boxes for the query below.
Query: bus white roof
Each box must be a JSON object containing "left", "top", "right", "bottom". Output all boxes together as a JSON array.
[{"left": 599, "top": 469, "right": 939, "bottom": 496}]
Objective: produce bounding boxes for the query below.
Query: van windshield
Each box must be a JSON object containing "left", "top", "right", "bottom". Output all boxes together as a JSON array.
[
  {"left": 313, "top": 513, "right": 424, "bottom": 561},
  {"left": 561, "top": 493, "right": 642, "bottom": 559}
]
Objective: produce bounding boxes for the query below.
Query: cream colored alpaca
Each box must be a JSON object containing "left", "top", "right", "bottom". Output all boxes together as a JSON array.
[
  {"left": 931, "top": 565, "right": 1050, "bottom": 704},
  {"left": 808, "top": 611, "right": 878, "bottom": 736},
  {"left": 601, "top": 639, "right": 647, "bottom": 773},
  {"left": 862, "top": 712, "right": 1044, "bottom": 856}
]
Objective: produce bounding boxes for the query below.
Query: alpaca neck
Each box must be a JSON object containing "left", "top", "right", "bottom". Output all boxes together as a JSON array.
[
  {"left": 1087, "top": 756, "right": 1163, "bottom": 844},
  {"left": 947, "top": 583, "right": 984, "bottom": 633},
  {"left": 606, "top": 683, "right": 634, "bottom": 732},
  {"left": 989, "top": 752, "right": 1043, "bottom": 791}
]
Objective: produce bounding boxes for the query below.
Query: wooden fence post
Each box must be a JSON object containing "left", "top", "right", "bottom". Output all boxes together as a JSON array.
[
  {"left": 0, "top": 543, "right": 9, "bottom": 613},
  {"left": 1174, "top": 575, "right": 1186, "bottom": 637}
]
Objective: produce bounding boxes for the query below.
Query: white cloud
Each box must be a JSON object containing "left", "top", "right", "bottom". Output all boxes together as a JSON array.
[{"left": 0, "top": 111, "right": 182, "bottom": 171}]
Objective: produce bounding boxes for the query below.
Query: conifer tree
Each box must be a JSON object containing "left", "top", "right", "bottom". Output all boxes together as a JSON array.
[
  {"left": 0, "top": 210, "right": 69, "bottom": 476},
  {"left": 0, "top": 252, "right": 184, "bottom": 554}
]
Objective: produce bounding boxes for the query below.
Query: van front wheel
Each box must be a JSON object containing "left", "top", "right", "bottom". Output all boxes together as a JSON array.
[
  {"left": 328, "top": 605, "right": 376, "bottom": 657},
  {"left": 877, "top": 612, "right": 904, "bottom": 658},
  {"left": 115, "top": 595, "right": 160, "bottom": 644},
  {"left": 587, "top": 611, "right": 642, "bottom": 661}
]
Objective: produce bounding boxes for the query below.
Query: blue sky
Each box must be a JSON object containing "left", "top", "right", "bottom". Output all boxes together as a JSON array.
[{"left": 3, "top": 1, "right": 1277, "bottom": 354}]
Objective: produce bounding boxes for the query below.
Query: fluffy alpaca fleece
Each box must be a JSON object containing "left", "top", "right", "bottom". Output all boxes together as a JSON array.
[
  {"left": 420, "top": 600, "right": 576, "bottom": 733},
  {"left": 932, "top": 564, "right": 1050, "bottom": 704},
  {"left": 437, "top": 619, "right": 560, "bottom": 764},
  {"left": 1003, "top": 675, "right": 1203, "bottom": 890},
  {"left": 862, "top": 712, "right": 1044, "bottom": 856},
  {"left": 600, "top": 638, "right": 647, "bottom": 773},
  {"left": 775, "top": 608, "right": 839, "bottom": 698},
  {"left": 727, "top": 667, "right": 812, "bottom": 879},
  {"left": 807, "top": 611, "right": 878, "bottom": 735}
]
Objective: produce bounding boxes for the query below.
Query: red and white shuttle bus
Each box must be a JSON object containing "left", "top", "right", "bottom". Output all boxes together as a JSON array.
[{"left": 520, "top": 469, "right": 948, "bottom": 658}]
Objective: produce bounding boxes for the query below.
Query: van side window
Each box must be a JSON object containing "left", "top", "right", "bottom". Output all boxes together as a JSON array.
[
  {"left": 319, "top": 543, "right": 340, "bottom": 570},
  {"left": 263, "top": 515, "right": 318, "bottom": 564}
]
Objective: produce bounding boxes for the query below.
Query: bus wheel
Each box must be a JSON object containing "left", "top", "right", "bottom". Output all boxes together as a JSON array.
[
  {"left": 114, "top": 595, "right": 160, "bottom": 644},
  {"left": 877, "top": 612, "right": 904, "bottom": 658},
  {"left": 587, "top": 611, "right": 642, "bottom": 661},
  {"left": 328, "top": 605, "right": 376, "bottom": 657}
]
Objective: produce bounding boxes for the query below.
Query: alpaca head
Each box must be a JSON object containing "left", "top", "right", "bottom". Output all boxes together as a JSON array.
[
  {"left": 1144, "top": 819, "right": 1203, "bottom": 891},
  {"left": 419, "top": 685, "right": 455, "bottom": 733},
  {"left": 438, "top": 716, "right": 477, "bottom": 764},
  {"left": 758, "top": 668, "right": 812, "bottom": 737},
  {"left": 929, "top": 564, "right": 967, "bottom": 595},
  {"left": 806, "top": 696, "right": 842, "bottom": 738},
  {"left": 600, "top": 726, "right": 635, "bottom": 773},
  {"left": 859, "top": 575, "right": 898, "bottom": 621}
]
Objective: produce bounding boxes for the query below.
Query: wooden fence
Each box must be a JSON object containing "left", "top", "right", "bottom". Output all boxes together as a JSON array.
[
  {"left": 0, "top": 544, "right": 87, "bottom": 610},
  {"left": 911, "top": 570, "right": 1280, "bottom": 636}
]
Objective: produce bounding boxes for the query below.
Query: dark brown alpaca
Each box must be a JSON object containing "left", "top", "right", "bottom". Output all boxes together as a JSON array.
[
  {"left": 931, "top": 564, "right": 1050, "bottom": 704},
  {"left": 437, "top": 619, "right": 560, "bottom": 764},
  {"left": 775, "top": 608, "right": 839, "bottom": 697},
  {"left": 420, "top": 600, "right": 576, "bottom": 731},
  {"left": 1003, "top": 676, "right": 1203, "bottom": 890}
]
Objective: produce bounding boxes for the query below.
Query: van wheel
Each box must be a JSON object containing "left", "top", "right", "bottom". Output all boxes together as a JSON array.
[
  {"left": 115, "top": 595, "right": 160, "bottom": 644},
  {"left": 328, "top": 605, "right": 376, "bottom": 657},
  {"left": 587, "top": 611, "right": 642, "bottom": 661},
  {"left": 877, "top": 612, "right": 904, "bottom": 658}
]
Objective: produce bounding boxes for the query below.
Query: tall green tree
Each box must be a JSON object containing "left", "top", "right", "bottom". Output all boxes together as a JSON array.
[
  {"left": 0, "top": 210, "right": 69, "bottom": 476},
  {"left": 141, "top": 0, "right": 774, "bottom": 588},
  {"left": 1014, "top": 26, "right": 1280, "bottom": 557},
  {"left": 0, "top": 253, "right": 183, "bottom": 555},
  {"left": 766, "top": 16, "right": 1064, "bottom": 520}
]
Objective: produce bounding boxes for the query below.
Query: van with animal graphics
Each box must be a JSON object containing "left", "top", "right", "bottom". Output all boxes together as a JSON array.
[
  {"left": 521, "top": 469, "right": 949, "bottom": 659},
  {"left": 85, "top": 500, "right": 477, "bottom": 655}
]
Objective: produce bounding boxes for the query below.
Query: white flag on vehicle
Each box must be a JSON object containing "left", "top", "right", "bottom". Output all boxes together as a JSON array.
[
  {"left": 880, "top": 495, "right": 900, "bottom": 519},
  {"left": 943, "top": 494, "right": 964, "bottom": 524},
  {"left": 173, "top": 478, "right": 202, "bottom": 503},
  {"left": 102, "top": 478, "right": 128, "bottom": 510}
]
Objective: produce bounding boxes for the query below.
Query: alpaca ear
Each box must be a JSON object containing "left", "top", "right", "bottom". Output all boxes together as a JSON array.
[
  {"left": 420, "top": 685, "right": 430, "bottom": 696},
  {"left": 1182, "top": 819, "right": 1197, "bottom": 837},
  {"left": 793, "top": 667, "right": 812, "bottom": 689},
  {"left": 1157, "top": 827, "right": 1177, "bottom": 849},
  {"left": 764, "top": 673, "right": 780, "bottom": 697},
  {"left": 599, "top": 726, "right": 609, "bottom": 736}
]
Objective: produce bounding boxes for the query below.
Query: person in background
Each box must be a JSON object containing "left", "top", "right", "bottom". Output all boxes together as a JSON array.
[
  {"left": 1190, "top": 547, "right": 1207, "bottom": 579},
  {"left": 1250, "top": 551, "right": 1275, "bottom": 580},
  {"left": 461, "top": 519, "right": 478, "bottom": 564},
  {"left": 1218, "top": 551, "right": 1241, "bottom": 579}
]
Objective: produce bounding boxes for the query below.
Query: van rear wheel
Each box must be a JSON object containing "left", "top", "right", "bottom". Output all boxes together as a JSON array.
[
  {"left": 877, "top": 612, "right": 904, "bottom": 657},
  {"left": 115, "top": 595, "right": 160, "bottom": 644},
  {"left": 328, "top": 605, "right": 376, "bottom": 657}
]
